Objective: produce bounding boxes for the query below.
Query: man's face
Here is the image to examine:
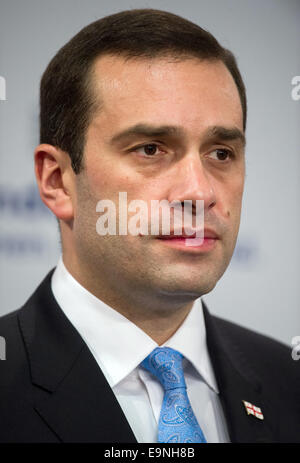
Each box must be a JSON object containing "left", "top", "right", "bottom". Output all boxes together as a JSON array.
[{"left": 72, "top": 55, "right": 245, "bottom": 303}]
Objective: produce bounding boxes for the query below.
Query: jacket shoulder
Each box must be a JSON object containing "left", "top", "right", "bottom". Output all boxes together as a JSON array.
[
  {"left": 0, "top": 307, "right": 24, "bottom": 357},
  {"left": 211, "top": 314, "right": 298, "bottom": 386},
  {"left": 0, "top": 269, "right": 56, "bottom": 379}
]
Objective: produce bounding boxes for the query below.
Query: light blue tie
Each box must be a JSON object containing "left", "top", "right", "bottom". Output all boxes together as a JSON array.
[{"left": 141, "top": 347, "right": 207, "bottom": 443}]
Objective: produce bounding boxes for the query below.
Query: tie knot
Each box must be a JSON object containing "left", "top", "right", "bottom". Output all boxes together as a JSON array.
[{"left": 141, "top": 347, "right": 186, "bottom": 391}]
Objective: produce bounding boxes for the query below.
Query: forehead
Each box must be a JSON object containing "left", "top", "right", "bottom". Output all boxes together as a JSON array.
[{"left": 90, "top": 54, "right": 243, "bottom": 133}]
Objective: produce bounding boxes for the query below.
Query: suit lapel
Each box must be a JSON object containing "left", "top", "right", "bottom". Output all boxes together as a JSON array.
[
  {"left": 203, "top": 303, "right": 275, "bottom": 443},
  {"left": 18, "top": 270, "right": 137, "bottom": 443}
]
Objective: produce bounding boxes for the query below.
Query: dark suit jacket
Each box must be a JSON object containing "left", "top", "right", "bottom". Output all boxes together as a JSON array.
[{"left": 0, "top": 269, "right": 299, "bottom": 443}]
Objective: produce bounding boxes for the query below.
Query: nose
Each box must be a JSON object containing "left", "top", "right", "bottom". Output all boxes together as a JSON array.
[{"left": 167, "top": 154, "right": 217, "bottom": 212}]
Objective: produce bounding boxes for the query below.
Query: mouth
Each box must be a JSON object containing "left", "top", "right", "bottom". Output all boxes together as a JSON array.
[{"left": 156, "top": 229, "right": 220, "bottom": 252}]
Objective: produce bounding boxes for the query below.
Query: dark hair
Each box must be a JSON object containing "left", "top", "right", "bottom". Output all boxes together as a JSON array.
[{"left": 40, "top": 8, "right": 247, "bottom": 174}]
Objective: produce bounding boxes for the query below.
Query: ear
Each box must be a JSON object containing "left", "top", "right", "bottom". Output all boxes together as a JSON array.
[{"left": 34, "top": 144, "right": 75, "bottom": 222}]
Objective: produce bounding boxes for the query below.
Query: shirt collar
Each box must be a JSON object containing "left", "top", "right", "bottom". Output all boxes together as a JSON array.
[
  {"left": 164, "top": 299, "right": 219, "bottom": 392},
  {"left": 51, "top": 256, "right": 218, "bottom": 392}
]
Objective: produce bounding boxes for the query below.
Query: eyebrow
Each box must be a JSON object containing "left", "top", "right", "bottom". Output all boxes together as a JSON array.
[
  {"left": 205, "top": 126, "right": 246, "bottom": 147},
  {"left": 110, "top": 123, "right": 246, "bottom": 147},
  {"left": 110, "top": 124, "right": 184, "bottom": 144}
]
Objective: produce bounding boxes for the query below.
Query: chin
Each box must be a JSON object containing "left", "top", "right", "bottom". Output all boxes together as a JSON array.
[{"left": 156, "top": 276, "right": 219, "bottom": 301}]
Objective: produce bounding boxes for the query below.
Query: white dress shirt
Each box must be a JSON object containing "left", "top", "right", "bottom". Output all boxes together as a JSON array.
[{"left": 51, "top": 257, "right": 230, "bottom": 443}]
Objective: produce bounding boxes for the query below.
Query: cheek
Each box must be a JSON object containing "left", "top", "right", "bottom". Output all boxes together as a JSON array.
[
  {"left": 84, "top": 164, "right": 124, "bottom": 199},
  {"left": 228, "top": 183, "right": 244, "bottom": 223},
  {"left": 85, "top": 154, "right": 144, "bottom": 197},
  {"left": 217, "top": 175, "right": 244, "bottom": 220}
]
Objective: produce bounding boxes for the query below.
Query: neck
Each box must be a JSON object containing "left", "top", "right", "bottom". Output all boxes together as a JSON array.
[{"left": 62, "top": 254, "right": 195, "bottom": 345}]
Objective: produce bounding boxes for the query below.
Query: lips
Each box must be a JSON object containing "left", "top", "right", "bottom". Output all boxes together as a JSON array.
[
  {"left": 155, "top": 228, "right": 219, "bottom": 251},
  {"left": 156, "top": 229, "right": 219, "bottom": 240}
]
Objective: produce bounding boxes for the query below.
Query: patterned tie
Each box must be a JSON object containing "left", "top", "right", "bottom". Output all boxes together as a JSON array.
[{"left": 141, "top": 347, "right": 207, "bottom": 443}]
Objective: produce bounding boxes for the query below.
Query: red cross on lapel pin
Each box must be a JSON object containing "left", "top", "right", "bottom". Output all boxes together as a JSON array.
[{"left": 242, "top": 400, "right": 264, "bottom": 420}]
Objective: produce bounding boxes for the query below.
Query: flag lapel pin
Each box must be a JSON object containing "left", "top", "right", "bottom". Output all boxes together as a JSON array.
[{"left": 242, "top": 400, "right": 264, "bottom": 420}]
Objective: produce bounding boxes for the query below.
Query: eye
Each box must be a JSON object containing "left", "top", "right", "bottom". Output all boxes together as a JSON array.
[
  {"left": 208, "top": 148, "right": 233, "bottom": 161},
  {"left": 133, "top": 143, "right": 163, "bottom": 157}
]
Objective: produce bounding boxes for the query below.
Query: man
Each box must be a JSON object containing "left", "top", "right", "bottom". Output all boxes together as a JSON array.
[{"left": 0, "top": 9, "right": 299, "bottom": 443}]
